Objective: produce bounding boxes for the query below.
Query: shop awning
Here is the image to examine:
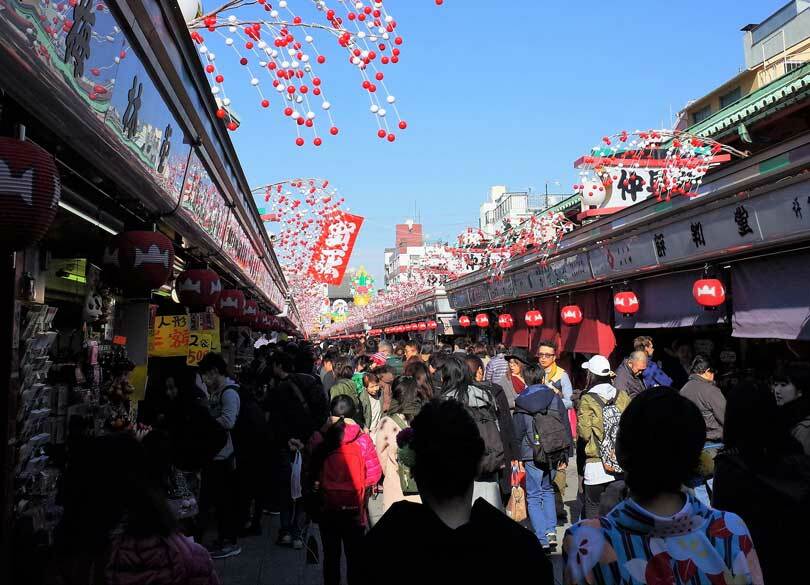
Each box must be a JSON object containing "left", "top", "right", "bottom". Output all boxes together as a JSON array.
[
  {"left": 614, "top": 270, "right": 727, "bottom": 329},
  {"left": 732, "top": 250, "right": 810, "bottom": 340},
  {"left": 561, "top": 289, "right": 616, "bottom": 356}
]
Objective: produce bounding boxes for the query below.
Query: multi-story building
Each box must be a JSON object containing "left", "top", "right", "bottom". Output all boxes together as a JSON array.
[
  {"left": 384, "top": 220, "right": 425, "bottom": 286},
  {"left": 681, "top": 0, "right": 810, "bottom": 127},
  {"left": 478, "top": 185, "right": 567, "bottom": 236}
]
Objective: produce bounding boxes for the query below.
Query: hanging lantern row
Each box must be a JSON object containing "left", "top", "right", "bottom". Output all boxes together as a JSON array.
[
  {"left": 176, "top": 267, "right": 223, "bottom": 309},
  {"left": 497, "top": 314, "right": 514, "bottom": 329},
  {"left": 103, "top": 230, "right": 175, "bottom": 293},
  {"left": 380, "top": 320, "right": 439, "bottom": 334}
]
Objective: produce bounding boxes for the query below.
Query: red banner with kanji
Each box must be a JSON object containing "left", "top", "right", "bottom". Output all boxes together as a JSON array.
[{"left": 307, "top": 211, "right": 364, "bottom": 285}]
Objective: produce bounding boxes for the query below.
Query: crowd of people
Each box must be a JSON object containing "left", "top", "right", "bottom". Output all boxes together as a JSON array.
[{"left": 47, "top": 332, "right": 810, "bottom": 584}]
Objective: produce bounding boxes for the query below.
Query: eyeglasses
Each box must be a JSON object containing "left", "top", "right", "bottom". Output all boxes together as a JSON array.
[{"left": 537, "top": 353, "right": 555, "bottom": 358}]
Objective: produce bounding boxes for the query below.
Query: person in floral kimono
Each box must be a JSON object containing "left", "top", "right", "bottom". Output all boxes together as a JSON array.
[{"left": 563, "top": 388, "right": 763, "bottom": 585}]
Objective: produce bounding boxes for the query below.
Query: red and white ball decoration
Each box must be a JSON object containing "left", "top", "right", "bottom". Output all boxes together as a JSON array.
[
  {"left": 217, "top": 289, "right": 246, "bottom": 319},
  {"left": 613, "top": 291, "right": 640, "bottom": 316},
  {"left": 0, "top": 137, "right": 61, "bottom": 250},
  {"left": 524, "top": 310, "right": 544, "bottom": 327},
  {"left": 693, "top": 278, "right": 726, "bottom": 308},
  {"left": 560, "top": 305, "right": 583, "bottom": 326},
  {"left": 176, "top": 268, "right": 223, "bottom": 308},
  {"left": 497, "top": 314, "right": 514, "bottom": 329},
  {"left": 185, "top": 0, "right": 441, "bottom": 144},
  {"left": 103, "top": 231, "right": 175, "bottom": 293},
  {"left": 458, "top": 315, "right": 471, "bottom": 328}
]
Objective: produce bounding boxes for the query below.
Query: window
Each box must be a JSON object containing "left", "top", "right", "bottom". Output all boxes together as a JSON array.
[
  {"left": 692, "top": 104, "right": 712, "bottom": 125},
  {"left": 719, "top": 87, "right": 742, "bottom": 109},
  {"left": 786, "top": 60, "right": 806, "bottom": 74}
]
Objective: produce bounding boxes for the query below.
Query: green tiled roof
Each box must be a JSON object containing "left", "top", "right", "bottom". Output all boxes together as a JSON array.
[
  {"left": 687, "top": 61, "right": 810, "bottom": 138},
  {"left": 545, "top": 194, "right": 580, "bottom": 214}
]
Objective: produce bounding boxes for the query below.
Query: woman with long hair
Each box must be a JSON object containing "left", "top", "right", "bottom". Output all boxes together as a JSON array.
[
  {"left": 309, "top": 395, "right": 381, "bottom": 585},
  {"left": 375, "top": 376, "right": 424, "bottom": 512},
  {"left": 403, "top": 359, "right": 435, "bottom": 401}
]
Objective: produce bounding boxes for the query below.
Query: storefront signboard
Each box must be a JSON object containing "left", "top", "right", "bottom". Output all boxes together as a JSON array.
[
  {"left": 149, "top": 314, "right": 190, "bottom": 357},
  {"left": 589, "top": 235, "right": 660, "bottom": 279}
]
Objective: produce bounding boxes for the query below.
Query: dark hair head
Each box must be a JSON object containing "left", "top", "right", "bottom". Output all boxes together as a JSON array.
[
  {"left": 311, "top": 396, "right": 356, "bottom": 473},
  {"left": 379, "top": 341, "right": 393, "bottom": 354},
  {"left": 472, "top": 343, "right": 488, "bottom": 358},
  {"left": 330, "top": 394, "right": 357, "bottom": 419},
  {"left": 429, "top": 352, "right": 448, "bottom": 371},
  {"left": 363, "top": 372, "right": 379, "bottom": 387},
  {"left": 523, "top": 363, "right": 545, "bottom": 386},
  {"left": 403, "top": 360, "right": 434, "bottom": 401},
  {"left": 690, "top": 354, "right": 714, "bottom": 375},
  {"left": 365, "top": 338, "right": 379, "bottom": 354},
  {"left": 269, "top": 351, "right": 294, "bottom": 374},
  {"left": 197, "top": 352, "right": 228, "bottom": 376},
  {"left": 323, "top": 349, "right": 339, "bottom": 364},
  {"left": 537, "top": 339, "right": 557, "bottom": 353},
  {"left": 454, "top": 337, "right": 468, "bottom": 351},
  {"left": 464, "top": 355, "right": 484, "bottom": 380},
  {"left": 355, "top": 354, "right": 373, "bottom": 373},
  {"left": 495, "top": 343, "right": 507, "bottom": 354},
  {"left": 437, "top": 354, "right": 471, "bottom": 395},
  {"left": 420, "top": 343, "right": 434, "bottom": 356},
  {"left": 389, "top": 376, "right": 422, "bottom": 421},
  {"left": 333, "top": 357, "right": 355, "bottom": 380},
  {"left": 405, "top": 340, "right": 419, "bottom": 351},
  {"left": 410, "top": 400, "right": 485, "bottom": 500},
  {"left": 617, "top": 387, "right": 706, "bottom": 499}
]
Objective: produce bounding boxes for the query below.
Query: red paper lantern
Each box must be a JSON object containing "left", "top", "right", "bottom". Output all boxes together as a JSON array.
[
  {"left": 176, "top": 268, "right": 222, "bottom": 308},
  {"left": 418, "top": 322, "right": 428, "bottom": 331},
  {"left": 242, "top": 300, "right": 259, "bottom": 325},
  {"left": 0, "top": 137, "right": 61, "bottom": 250},
  {"left": 255, "top": 311, "right": 267, "bottom": 331},
  {"left": 475, "top": 313, "right": 490, "bottom": 328},
  {"left": 459, "top": 315, "right": 471, "bottom": 328},
  {"left": 693, "top": 278, "right": 726, "bottom": 308},
  {"left": 408, "top": 323, "right": 418, "bottom": 332},
  {"left": 103, "top": 230, "right": 174, "bottom": 292},
  {"left": 525, "top": 310, "right": 544, "bottom": 327},
  {"left": 561, "top": 305, "right": 583, "bottom": 325},
  {"left": 217, "top": 289, "right": 245, "bottom": 319},
  {"left": 613, "top": 291, "right": 640, "bottom": 316},
  {"left": 397, "top": 325, "right": 406, "bottom": 333},
  {"left": 498, "top": 314, "right": 514, "bottom": 328},
  {"left": 427, "top": 320, "right": 438, "bottom": 330}
]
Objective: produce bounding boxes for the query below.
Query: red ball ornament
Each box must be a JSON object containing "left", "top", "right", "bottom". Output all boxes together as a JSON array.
[
  {"left": 524, "top": 310, "right": 544, "bottom": 327},
  {"left": 227, "top": 122, "right": 238, "bottom": 131},
  {"left": 217, "top": 289, "right": 245, "bottom": 319},
  {"left": 475, "top": 313, "right": 490, "bottom": 328},
  {"left": 497, "top": 314, "right": 514, "bottom": 329},
  {"left": 613, "top": 291, "right": 640, "bottom": 316},
  {"left": 560, "top": 305, "right": 583, "bottom": 326},
  {"left": 458, "top": 315, "right": 471, "bottom": 328},
  {"left": 0, "top": 137, "right": 61, "bottom": 250},
  {"left": 317, "top": 55, "right": 326, "bottom": 64},
  {"left": 377, "top": 129, "right": 386, "bottom": 138},
  {"left": 399, "top": 120, "right": 407, "bottom": 130},
  {"left": 295, "top": 137, "right": 305, "bottom": 146},
  {"left": 330, "top": 126, "right": 339, "bottom": 135},
  {"left": 692, "top": 278, "right": 726, "bottom": 308},
  {"left": 313, "top": 137, "right": 322, "bottom": 147},
  {"left": 176, "top": 268, "right": 222, "bottom": 309},
  {"left": 387, "top": 133, "right": 396, "bottom": 142},
  {"left": 261, "top": 99, "right": 270, "bottom": 108},
  {"left": 103, "top": 231, "right": 174, "bottom": 293}
]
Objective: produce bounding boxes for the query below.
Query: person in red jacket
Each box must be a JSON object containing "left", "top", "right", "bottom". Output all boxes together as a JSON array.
[{"left": 308, "top": 395, "right": 382, "bottom": 585}]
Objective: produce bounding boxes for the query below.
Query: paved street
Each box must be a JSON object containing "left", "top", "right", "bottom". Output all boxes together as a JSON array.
[{"left": 213, "top": 462, "right": 578, "bottom": 584}]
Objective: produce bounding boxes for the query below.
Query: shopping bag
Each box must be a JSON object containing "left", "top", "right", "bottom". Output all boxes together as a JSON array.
[
  {"left": 291, "top": 451, "right": 303, "bottom": 499},
  {"left": 507, "top": 486, "right": 527, "bottom": 523},
  {"left": 567, "top": 408, "right": 578, "bottom": 439}
]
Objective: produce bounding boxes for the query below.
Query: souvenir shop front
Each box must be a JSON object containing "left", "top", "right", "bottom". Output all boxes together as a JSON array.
[{"left": 0, "top": 0, "right": 293, "bottom": 579}]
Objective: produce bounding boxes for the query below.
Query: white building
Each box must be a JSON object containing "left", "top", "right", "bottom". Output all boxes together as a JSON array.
[{"left": 479, "top": 185, "right": 567, "bottom": 236}]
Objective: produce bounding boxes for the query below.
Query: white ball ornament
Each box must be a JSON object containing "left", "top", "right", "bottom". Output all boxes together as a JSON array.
[
  {"left": 358, "top": 31, "right": 366, "bottom": 39},
  {"left": 258, "top": 40, "right": 267, "bottom": 49},
  {"left": 228, "top": 26, "right": 236, "bottom": 33},
  {"left": 270, "top": 10, "right": 278, "bottom": 17},
  {"left": 279, "top": 0, "right": 287, "bottom": 7},
  {"left": 207, "top": 52, "right": 216, "bottom": 61},
  {"left": 199, "top": 45, "right": 208, "bottom": 53},
  {"left": 227, "top": 14, "right": 237, "bottom": 23},
  {"left": 351, "top": 57, "right": 361, "bottom": 65},
  {"left": 306, "top": 35, "right": 314, "bottom": 43},
  {"left": 301, "top": 55, "right": 310, "bottom": 63},
  {"left": 378, "top": 108, "right": 387, "bottom": 117},
  {"left": 223, "top": 98, "right": 231, "bottom": 106},
  {"left": 250, "top": 78, "right": 259, "bottom": 86},
  {"left": 211, "top": 85, "right": 220, "bottom": 94},
  {"left": 386, "top": 95, "right": 396, "bottom": 103},
  {"left": 276, "top": 84, "right": 285, "bottom": 92},
  {"left": 370, "top": 104, "right": 379, "bottom": 113},
  {"left": 307, "top": 111, "right": 316, "bottom": 119},
  {"left": 322, "top": 101, "right": 331, "bottom": 110},
  {"left": 225, "top": 37, "right": 234, "bottom": 45}
]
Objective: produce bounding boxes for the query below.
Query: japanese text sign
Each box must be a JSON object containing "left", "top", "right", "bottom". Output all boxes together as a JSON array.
[
  {"left": 187, "top": 333, "right": 212, "bottom": 366},
  {"left": 308, "top": 212, "right": 364, "bottom": 285},
  {"left": 148, "top": 314, "right": 190, "bottom": 357}
]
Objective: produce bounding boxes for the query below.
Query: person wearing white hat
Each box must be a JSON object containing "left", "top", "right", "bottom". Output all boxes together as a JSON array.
[{"left": 577, "top": 355, "right": 630, "bottom": 519}]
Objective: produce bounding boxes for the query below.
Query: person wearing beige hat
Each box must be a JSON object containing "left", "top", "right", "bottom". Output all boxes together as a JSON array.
[{"left": 577, "top": 355, "right": 630, "bottom": 519}]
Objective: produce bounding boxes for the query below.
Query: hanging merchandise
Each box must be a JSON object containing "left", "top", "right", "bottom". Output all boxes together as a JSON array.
[
  {"left": 458, "top": 315, "right": 471, "bottom": 328},
  {"left": 613, "top": 291, "right": 640, "bottom": 316},
  {"left": 217, "top": 289, "right": 246, "bottom": 319},
  {"left": 525, "top": 310, "right": 544, "bottom": 327},
  {"left": 0, "top": 136, "right": 61, "bottom": 250},
  {"left": 475, "top": 313, "right": 490, "bottom": 328},
  {"left": 561, "top": 305, "right": 583, "bottom": 326},
  {"left": 498, "top": 314, "right": 514, "bottom": 329},
  {"left": 103, "top": 230, "right": 175, "bottom": 293},
  {"left": 693, "top": 278, "right": 726, "bottom": 308},
  {"left": 175, "top": 268, "right": 222, "bottom": 309}
]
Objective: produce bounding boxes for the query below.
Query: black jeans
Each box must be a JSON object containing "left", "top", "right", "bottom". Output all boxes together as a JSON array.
[
  {"left": 200, "top": 456, "right": 239, "bottom": 544},
  {"left": 319, "top": 511, "right": 364, "bottom": 585},
  {"left": 237, "top": 453, "right": 268, "bottom": 528},
  {"left": 583, "top": 482, "right": 610, "bottom": 520}
]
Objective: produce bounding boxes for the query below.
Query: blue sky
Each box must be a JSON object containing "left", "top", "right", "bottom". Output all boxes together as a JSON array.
[{"left": 222, "top": 0, "right": 785, "bottom": 287}]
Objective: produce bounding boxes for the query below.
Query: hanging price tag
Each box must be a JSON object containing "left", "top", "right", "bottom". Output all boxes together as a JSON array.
[{"left": 186, "top": 332, "right": 212, "bottom": 366}]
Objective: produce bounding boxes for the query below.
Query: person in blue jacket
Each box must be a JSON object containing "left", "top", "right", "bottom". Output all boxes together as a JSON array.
[
  {"left": 512, "top": 363, "right": 572, "bottom": 551},
  {"left": 635, "top": 335, "right": 674, "bottom": 389}
]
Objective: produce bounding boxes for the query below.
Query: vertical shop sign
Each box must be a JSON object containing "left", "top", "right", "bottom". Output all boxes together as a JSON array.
[
  {"left": 148, "top": 314, "right": 189, "bottom": 357},
  {"left": 187, "top": 333, "right": 212, "bottom": 366}
]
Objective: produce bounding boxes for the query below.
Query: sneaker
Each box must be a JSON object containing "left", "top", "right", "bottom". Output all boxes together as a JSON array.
[
  {"left": 546, "top": 531, "right": 558, "bottom": 549},
  {"left": 292, "top": 538, "right": 304, "bottom": 550},
  {"left": 276, "top": 533, "right": 293, "bottom": 546},
  {"left": 210, "top": 543, "right": 242, "bottom": 559}
]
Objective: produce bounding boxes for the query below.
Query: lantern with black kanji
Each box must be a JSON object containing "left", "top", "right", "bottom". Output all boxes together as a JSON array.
[
  {"left": 427, "top": 320, "right": 438, "bottom": 330},
  {"left": 242, "top": 299, "right": 259, "bottom": 325},
  {"left": 693, "top": 278, "right": 726, "bottom": 308},
  {"left": 475, "top": 313, "right": 490, "bottom": 328},
  {"left": 525, "top": 310, "right": 544, "bottom": 327},
  {"left": 0, "top": 137, "right": 61, "bottom": 250},
  {"left": 103, "top": 230, "right": 174, "bottom": 293},
  {"left": 498, "top": 314, "right": 514, "bottom": 329},
  {"left": 217, "top": 289, "right": 245, "bottom": 319},
  {"left": 459, "top": 315, "right": 471, "bottom": 328},
  {"left": 614, "top": 291, "right": 640, "bottom": 316},
  {"left": 560, "top": 305, "right": 583, "bottom": 326},
  {"left": 176, "top": 268, "right": 222, "bottom": 309}
]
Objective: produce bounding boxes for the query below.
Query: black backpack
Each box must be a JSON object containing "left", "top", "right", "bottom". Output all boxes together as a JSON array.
[
  {"left": 458, "top": 385, "right": 506, "bottom": 476},
  {"left": 288, "top": 373, "right": 329, "bottom": 436},
  {"left": 171, "top": 403, "right": 228, "bottom": 470},
  {"left": 525, "top": 397, "right": 570, "bottom": 468}
]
